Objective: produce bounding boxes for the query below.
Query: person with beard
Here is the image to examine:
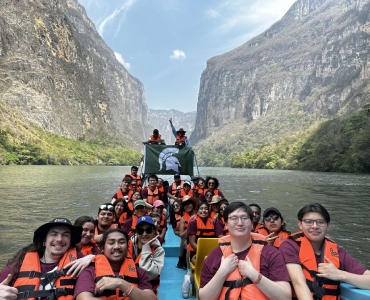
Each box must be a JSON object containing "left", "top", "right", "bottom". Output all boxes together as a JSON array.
[
  {"left": 74, "top": 228, "right": 156, "bottom": 300},
  {"left": 93, "top": 204, "right": 118, "bottom": 243},
  {"left": 0, "top": 218, "right": 95, "bottom": 300},
  {"left": 128, "top": 217, "right": 165, "bottom": 296},
  {"left": 249, "top": 203, "right": 263, "bottom": 231}
]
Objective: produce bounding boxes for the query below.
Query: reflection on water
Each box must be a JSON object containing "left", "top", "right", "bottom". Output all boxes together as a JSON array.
[{"left": 0, "top": 166, "right": 369, "bottom": 268}]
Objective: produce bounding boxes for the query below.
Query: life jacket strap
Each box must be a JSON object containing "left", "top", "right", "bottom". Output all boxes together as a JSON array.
[
  {"left": 222, "top": 278, "right": 253, "bottom": 300},
  {"left": 16, "top": 287, "right": 74, "bottom": 300},
  {"left": 40, "top": 268, "right": 70, "bottom": 287}
]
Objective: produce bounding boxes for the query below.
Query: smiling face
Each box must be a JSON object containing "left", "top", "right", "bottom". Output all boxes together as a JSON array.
[
  {"left": 134, "top": 205, "right": 146, "bottom": 218},
  {"left": 121, "top": 180, "right": 129, "bottom": 190},
  {"left": 97, "top": 210, "right": 114, "bottom": 228},
  {"left": 205, "top": 192, "right": 213, "bottom": 203},
  {"left": 207, "top": 180, "right": 216, "bottom": 190},
  {"left": 80, "top": 222, "right": 95, "bottom": 245},
  {"left": 103, "top": 231, "right": 128, "bottom": 263},
  {"left": 153, "top": 205, "right": 164, "bottom": 215},
  {"left": 211, "top": 203, "right": 219, "bottom": 212},
  {"left": 225, "top": 208, "right": 252, "bottom": 238},
  {"left": 152, "top": 217, "right": 161, "bottom": 232},
  {"left": 298, "top": 212, "right": 330, "bottom": 243},
  {"left": 173, "top": 202, "right": 181, "bottom": 213},
  {"left": 115, "top": 202, "right": 124, "bottom": 216},
  {"left": 148, "top": 177, "right": 157, "bottom": 188},
  {"left": 198, "top": 180, "right": 205, "bottom": 189},
  {"left": 137, "top": 224, "right": 155, "bottom": 246},
  {"left": 183, "top": 201, "right": 194, "bottom": 214},
  {"left": 183, "top": 184, "right": 191, "bottom": 192},
  {"left": 197, "top": 203, "right": 209, "bottom": 220},
  {"left": 44, "top": 226, "right": 71, "bottom": 261},
  {"left": 219, "top": 203, "right": 227, "bottom": 217},
  {"left": 131, "top": 168, "right": 138, "bottom": 176},
  {"left": 132, "top": 191, "right": 141, "bottom": 202},
  {"left": 157, "top": 179, "right": 163, "bottom": 188},
  {"left": 264, "top": 212, "right": 283, "bottom": 233}
]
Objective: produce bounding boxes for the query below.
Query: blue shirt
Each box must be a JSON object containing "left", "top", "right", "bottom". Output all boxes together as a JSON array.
[{"left": 171, "top": 124, "right": 189, "bottom": 146}]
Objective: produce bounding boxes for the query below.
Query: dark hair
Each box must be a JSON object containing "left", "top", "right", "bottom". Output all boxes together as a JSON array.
[
  {"left": 158, "top": 178, "right": 163, "bottom": 182},
  {"left": 131, "top": 166, "right": 138, "bottom": 171},
  {"left": 263, "top": 210, "right": 290, "bottom": 234},
  {"left": 150, "top": 211, "right": 162, "bottom": 219},
  {"left": 204, "top": 189, "right": 215, "bottom": 197},
  {"left": 99, "top": 228, "right": 129, "bottom": 249},
  {"left": 170, "top": 200, "right": 183, "bottom": 225},
  {"left": 113, "top": 199, "right": 132, "bottom": 219},
  {"left": 122, "top": 177, "right": 132, "bottom": 183},
  {"left": 153, "top": 129, "right": 159, "bottom": 133},
  {"left": 74, "top": 216, "right": 95, "bottom": 227},
  {"left": 298, "top": 203, "right": 330, "bottom": 223},
  {"left": 197, "top": 201, "right": 209, "bottom": 211},
  {"left": 131, "top": 190, "right": 142, "bottom": 200},
  {"left": 205, "top": 176, "right": 219, "bottom": 189},
  {"left": 249, "top": 203, "right": 261, "bottom": 212},
  {"left": 148, "top": 174, "right": 158, "bottom": 182},
  {"left": 98, "top": 203, "right": 115, "bottom": 214},
  {"left": 224, "top": 202, "right": 253, "bottom": 223}
]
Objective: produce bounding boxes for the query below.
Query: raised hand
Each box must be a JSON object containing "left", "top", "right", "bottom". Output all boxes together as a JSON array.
[
  {"left": 317, "top": 256, "right": 342, "bottom": 281},
  {"left": 0, "top": 275, "right": 18, "bottom": 300},
  {"left": 265, "top": 232, "right": 278, "bottom": 246},
  {"left": 169, "top": 118, "right": 172, "bottom": 124},
  {"left": 219, "top": 254, "right": 238, "bottom": 277},
  {"left": 65, "top": 255, "right": 95, "bottom": 278}
]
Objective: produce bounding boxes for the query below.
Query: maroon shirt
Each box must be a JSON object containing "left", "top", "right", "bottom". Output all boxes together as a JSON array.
[
  {"left": 112, "top": 190, "right": 130, "bottom": 199},
  {"left": 199, "top": 190, "right": 225, "bottom": 202},
  {"left": 123, "top": 217, "right": 133, "bottom": 235},
  {"left": 73, "top": 265, "right": 152, "bottom": 298},
  {"left": 279, "top": 238, "right": 367, "bottom": 274},
  {"left": 200, "top": 244, "right": 290, "bottom": 289},
  {"left": 141, "top": 187, "right": 162, "bottom": 201},
  {"left": 187, "top": 218, "right": 224, "bottom": 240},
  {"left": 168, "top": 183, "right": 182, "bottom": 196}
]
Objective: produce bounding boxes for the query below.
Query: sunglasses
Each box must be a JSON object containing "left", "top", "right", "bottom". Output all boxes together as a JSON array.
[
  {"left": 100, "top": 204, "right": 114, "bottom": 211},
  {"left": 137, "top": 227, "right": 153, "bottom": 235},
  {"left": 219, "top": 207, "right": 226, "bottom": 211},
  {"left": 174, "top": 204, "right": 180, "bottom": 208},
  {"left": 208, "top": 182, "right": 215, "bottom": 185},
  {"left": 205, "top": 194, "right": 213, "bottom": 197},
  {"left": 264, "top": 214, "right": 280, "bottom": 221}
]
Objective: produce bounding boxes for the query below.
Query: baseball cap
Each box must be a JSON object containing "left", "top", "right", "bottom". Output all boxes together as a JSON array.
[
  {"left": 134, "top": 200, "right": 146, "bottom": 209},
  {"left": 263, "top": 207, "right": 282, "bottom": 219},
  {"left": 174, "top": 173, "right": 181, "bottom": 177},
  {"left": 183, "top": 180, "right": 191, "bottom": 187},
  {"left": 153, "top": 200, "right": 165, "bottom": 207},
  {"left": 136, "top": 216, "right": 155, "bottom": 227}
]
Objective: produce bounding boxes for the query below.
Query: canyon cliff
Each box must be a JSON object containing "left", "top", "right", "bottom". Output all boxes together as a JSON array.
[
  {"left": 191, "top": 0, "right": 370, "bottom": 165},
  {"left": 0, "top": 0, "right": 150, "bottom": 150}
]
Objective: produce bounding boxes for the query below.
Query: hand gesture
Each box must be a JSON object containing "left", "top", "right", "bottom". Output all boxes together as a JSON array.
[
  {"left": 145, "top": 235, "right": 159, "bottom": 246},
  {"left": 265, "top": 232, "right": 278, "bottom": 246},
  {"left": 317, "top": 256, "right": 342, "bottom": 281},
  {"left": 219, "top": 254, "right": 238, "bottom": 277},
  {"left": 169, "top": 118, "right": 172, "bottom": 125},
  {"left": 95, "top": 277, "right": 123, "bottom": 294},
  {"left": 238, "top": 256, "right": 258, "bottom": 280},
  {"left": 0, "top": 275, "right": 18, "bottom": 300},
  {"left": 65, "top": 255, "right": 95, "bottom": 278}
]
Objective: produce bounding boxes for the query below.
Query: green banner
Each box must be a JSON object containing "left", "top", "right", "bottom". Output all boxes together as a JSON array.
[{"left": 144, "top": 145, "right": 194, "bottom": 176}]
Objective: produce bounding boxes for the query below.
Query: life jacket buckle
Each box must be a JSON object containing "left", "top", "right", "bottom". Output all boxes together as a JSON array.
[
  {"left": 235, "top": 279, "right": 244, "bottom": 288},
  {"left": 23, "top": 290, "right": 30, "bottom": 299},
  {"left": 55, "top": 287, "right": 67, "bottom": 297},
  {"left": 29, "top": 271, "right": 36, "bottom": 279}
]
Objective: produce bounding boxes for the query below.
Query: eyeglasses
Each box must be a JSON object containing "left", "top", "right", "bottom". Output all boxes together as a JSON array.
[
  {"left": 208, "top": 182, "right": 215, "bottom": 185},
  {"left": 205, "top": 194, "right": 213, "bottom": 197},
  {"left": 174, "top": 205, "right": 180, "bottom": 208},
  {"left": 229, "top": 216, "right": 250, "bottom": 223},
  {"left": 100, "top": 204, "right": 114, "bottom": 211},
  {"left": 219, "top": 207, "right": 226, "bottom": 211},
  {"left": 264, "top": 215, "right": 280, "bottom": 222},
  {"left": 137, "top": 227, "right": 153, "bottom": 235},
  {"left": 302, "top": 219, "right": 327, "bottom": 227}
]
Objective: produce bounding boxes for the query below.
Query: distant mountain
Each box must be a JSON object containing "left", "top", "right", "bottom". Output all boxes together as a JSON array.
[
  {"left": 149, "top": 109, "right": 196, "bottom": 145},
  {"left": 191, "top": 0, "right": 370, "bottom": 166},
  {"left": 0, "top": 0, "right": 150, "bottom": 152}
]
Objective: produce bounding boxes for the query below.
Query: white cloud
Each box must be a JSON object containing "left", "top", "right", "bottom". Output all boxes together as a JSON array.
[
  {"left": 170, "top": 49, "right": 186, "bottom": 60},
  {"left": 206, "top": 9, "right": 219, "bottom": 19},
  {"left": 114, "top": 52, "right": 131, "bottom": 69},
  {"left": 98, "top": 0, "right": 136, "bottom": 37}
]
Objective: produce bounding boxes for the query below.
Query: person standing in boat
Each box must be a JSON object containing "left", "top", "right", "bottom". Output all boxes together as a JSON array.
[
  {"left": 0, "top": 218, "right": 97, "bottom": 300},
  {"left": 128, "top": 216, "right": 165, "bottom": 296},
  {"left": 93, "top": 204, "right": 118, "bottom": 243},
  {"left": 249, "top": 203, "right": 263, "bottom": 231},
  {"left": 256, "top": 207, "right": 290, "bottom": 249},
  {"left": 74, "top": 216, "right": 100, "bottom": 256},
  {"left": 280, "top": 203, "right": 370, "bottom": 300},
  {"left": 111, "top": 177, "right": 132, "bottom": 203},
  {"left": 124, "top": 166, "right": 143, "bottom": 187},
  {"left": 199, "top": 177, "right": 225, "bottom": 201},
  {"left": 142, "top": 129, "right": 166, "bottom": 145},
  {"left": 168, "top": 173, "right": 184, "bottom": 203},
  {"left": 199, "top": 202, "right": 291, "bottom": 300},
  {"left": 169, "top": 117, "right": 189, "bottom": 146},
  {"left": 74, "top": 228, "right": 156, "bottom": 300}
]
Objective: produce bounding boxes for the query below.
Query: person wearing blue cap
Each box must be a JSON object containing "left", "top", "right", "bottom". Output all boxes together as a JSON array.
[{"left": 128, "top": 216, "right": 165, "bottom": 295}]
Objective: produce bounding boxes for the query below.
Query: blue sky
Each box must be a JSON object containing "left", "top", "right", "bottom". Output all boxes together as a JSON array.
[{"left": 78, "top": 0, "right": 296, "bottom": 112}]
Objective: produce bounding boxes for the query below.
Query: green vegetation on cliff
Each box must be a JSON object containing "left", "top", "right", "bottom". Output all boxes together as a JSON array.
[
  {"left": 231, "top": 108, "right": 370, "bottom": 173},
  {"left": 0, "top": 127, "right": 141, "bottom": 166}
]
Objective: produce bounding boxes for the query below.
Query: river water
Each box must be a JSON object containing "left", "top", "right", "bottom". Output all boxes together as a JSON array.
[{"left": 0, "top": 166, "right": 369, "bottom": 269}]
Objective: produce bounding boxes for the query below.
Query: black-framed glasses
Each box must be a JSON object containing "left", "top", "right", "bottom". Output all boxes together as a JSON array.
[
  {"left": 205, "top": 194, "right": 213, "bottom": 197},
  {"left": 174, "top": 204, "right": 180, "bottom": 208},
  {"left": 264, "top": 215, "right": 280, "bottom": 221},
  {"left": 219, "top": 207, "right": 226, "bottom": 211},
  {"left": 137, "top": 227, "right": 153, "bottom": 235},
  {"left": 302, "top": 219, "right": 326, "bottom": 226},
  {"left": 229, "top": 216, "right": 250, "bottom": 223},
  {"left": 100, "top": 204, "right": 114, "bottom": 211}
]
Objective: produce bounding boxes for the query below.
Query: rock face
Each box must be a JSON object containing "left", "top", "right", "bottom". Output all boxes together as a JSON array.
[
  {"left": 191, "top": 0, "right": 370, "bottom": 145},
  {"left": 149, "top": 109, "right": 196, "bottom": 145},
  {"left": 0, "top": 0, "right": 150, "bottom": 149}
]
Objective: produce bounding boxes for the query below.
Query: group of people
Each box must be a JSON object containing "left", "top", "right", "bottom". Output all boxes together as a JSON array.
[{"left": 1, "top": 168, "right": 370, "bottom": 300}]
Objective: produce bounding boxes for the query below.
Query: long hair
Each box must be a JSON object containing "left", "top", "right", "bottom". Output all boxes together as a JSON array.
[
  {"left": 170, "top": 200, "right": 183, "bottom": 225},
  {"left": 205, "top": 176, "right": 219, "bottom": 190},
  {"left": 113, "top": 199, "right": 132, "bottom": 219}
]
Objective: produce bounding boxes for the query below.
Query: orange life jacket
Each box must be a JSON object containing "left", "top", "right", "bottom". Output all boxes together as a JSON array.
[
  {"left": 157, "top": 186, "right": 164, "bottom": 198},
  {"left": 218, "top": 234, "right": 269, "bottom": 300},
  {"left": 14, "top": 249, "right": 77, "bottom": 300},
  {"left": 145, "top": 187, "right": 159, "bottom": 204},
  {"left": 183, "top": 211, "right": 191, "bottom": 230},
  {"left": 175, "top": 135, "right": 187, "bottom": 145},
  {"left": 113, "top": 212, "right": 128, "bottom": 228},
  {"left": 158, "top": 214, "right": 166, "bottom": 233},
  {"left": 188, "top": 217, "right": 216, "bottom": 252},
  {"left": 175, "top": 214, "right": 182, "bottom": 231},
  {"left": 211, "top": 211, "right": 217, "bottom": 219},
  {"left": 80, "top": 241, "right": 99, "bottom": 256},
  {"left": 128, "top": 241, "right": 160, "bottom": 292},
  {"left": 254, "top": 223, "right": 264, "bottom": 231},
  {"left": 93, "top": 254, "right": 138, "bottom": 300},
  {"left": 116, "top": 189, "right": 129, "bottom": 200},
  {"left": 221, "top": 217, "right": 229, "bottom": 236},
  {"left": 256, "top": 226, "right": 290, "bottom": 248},
  {"left": 128, "top": 201, "right": 134, "bottom": 212},
  {"left": 95, "top": 223, "right": 118, "bottom": 237},
  {"left": 129, "top": 215, "right": 139, "bottom": 235},
  {"left": 179, "top": 189, "right": 194, "bottom": 200},
  {"left": 125, "top": 174, "right": 142, "bottom": 186},
  {"left": 171, "top": 181, "right": 184, "bottom": 196},
  {"left": 203, "top": 189, "right": 219, "bottom": 200},
  {"left": 290, "top": 231, "right": 341, "bottom": 300},
  {"left": 150, "top": 135, "right": 162, "bottom": 144}
]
